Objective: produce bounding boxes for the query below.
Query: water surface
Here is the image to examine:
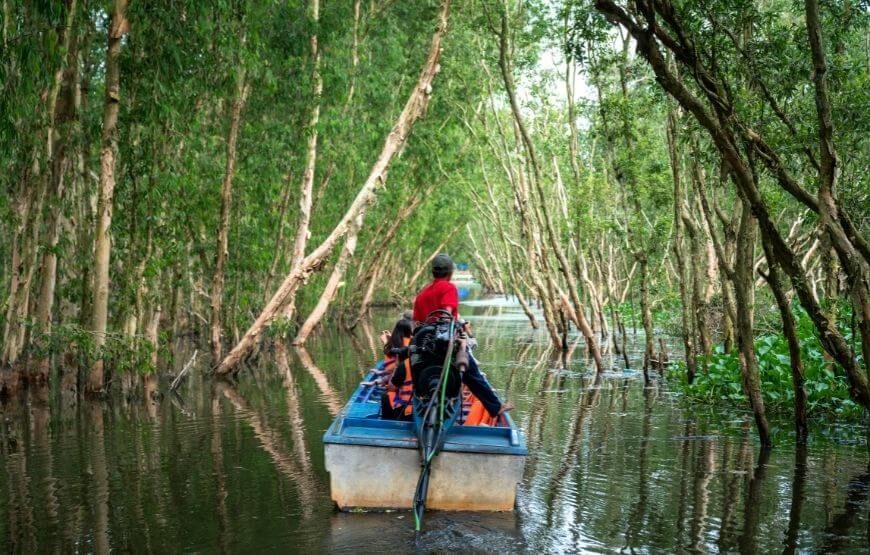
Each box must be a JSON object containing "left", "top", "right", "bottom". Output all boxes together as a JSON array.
[{"left": 1, "top": 295, "right": 867, "bottom": 552}]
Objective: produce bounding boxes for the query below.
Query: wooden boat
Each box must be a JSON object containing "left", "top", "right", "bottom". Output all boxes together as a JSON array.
[{"left": 323, "top": 370, "right": 527, "bottom": 512}]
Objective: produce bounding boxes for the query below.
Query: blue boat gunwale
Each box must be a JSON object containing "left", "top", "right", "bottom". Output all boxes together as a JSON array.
[{"left": 323, "top": 370, "right": 527, "bottom": 457}]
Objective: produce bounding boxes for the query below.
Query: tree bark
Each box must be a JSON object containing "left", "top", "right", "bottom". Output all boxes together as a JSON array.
[
  {"left": 293, "top": 213, "right": 363, "bottom": 345},
  {"left": 805, "top": 0, "right": 870, "bottom": 377},
  {"left": 32, "top": 0, "right": 79, "bottom": 385},
  {"left": 283, "top": 0, "right": 322, "bottom": 320},
  {"left": 86, "top": 0, "right": 128, "bottom": 394},
  {"left": 733, "top": 200, "right": 772, "bottom": 447},
  {"left": 760, "top": 245, "right": 808, "bottom": 444},
  {"left": 667, "top": 105, "right": 697, "bottom": 383},
  {"left": 214, "top": 0, "right": 451, "bottom": 375},
  {"left": 594, "top": 0, "right": 870, "bottom": 406},
  {"left": 210, "top": 34, "right": 249, "bottom": 364}
]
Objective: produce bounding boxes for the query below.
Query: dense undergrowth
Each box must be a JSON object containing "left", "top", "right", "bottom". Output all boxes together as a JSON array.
[
  {"left": 667, "top": 308, "right": 866, "bottom": 423},
  {"left": 31, "top": 323, "right": 160, "bottom": 376}
]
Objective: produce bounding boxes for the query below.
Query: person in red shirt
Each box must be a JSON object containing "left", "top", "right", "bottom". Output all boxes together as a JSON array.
[
  {"left": 413, "top": 254, "right": 459, "bottom": 322},
  {"left": 411, "top": 254, "right": 512, "bottom": 418}
]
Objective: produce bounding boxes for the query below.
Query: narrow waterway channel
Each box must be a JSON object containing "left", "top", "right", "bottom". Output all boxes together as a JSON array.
[{"left": 1, "top": 294, "right": 867, "bottom": 552}]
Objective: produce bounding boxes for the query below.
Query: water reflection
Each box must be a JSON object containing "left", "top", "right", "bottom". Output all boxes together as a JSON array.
[
  {"left": 783, "top": 445, "right": 807, "bottom": 554},
  {"left": 211, "top": 388, "right": 231, "bottom": 552},
  {"left": 293, "top": 345, "right": 342, "bottom": 416},
  {"left": 276, "top": 343, "right": 314, "bottom": 476},
  {"left": 623, "top": 383, "right": 655, "bottom": 552},
  {"left": 821, "top": 469, "right": 870, "bottom": 552},
  {"left": 215, "top": 381, "right": 317, "bottom": 515},
  {"left": 89, "top": 402, "right": 110, "bottom": 554},
  {"left": 0, "top": 294, "right": 867, "bottom": 552},
  {"left": 738, "top": 446, "right": 771, "bottom": 554}
]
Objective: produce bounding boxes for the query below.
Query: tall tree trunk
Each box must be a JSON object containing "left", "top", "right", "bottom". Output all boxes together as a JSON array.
[
  {"left": 214, "top": 0, "right": 451, "bottom": 375},
  {"left": 695, "top": 159, "right": 738, "bottom": 354},
  {"left": 32, "top": 0, "right": 79, "bottom": 385},
  {"left": 760, "top": 244, "right": 808, "bottom": 444},
  {"left": 341, "top": 0, "right": 361, "bottom": 114},
  {"left": 143, "top": 300, "right": 161, "bottom": 411},
  {"left": 2, "top": 158, "right": 44, "bottom": 375},
  {"left": 263, "top": 173, "right": 293, "bottom": 302},
  {"left": 85, "top": 0, "right": 128, "bottom": 394},
  {"left": 283, "top": 0, "right": 322, "bottom": 321},
  {"left": 210, "top": 48, "right": 248, "bottom": 364},
  {"left": 733, "top": 200, "right": 772, "bottom": 447},
  {"left": 683, "top": 208, "right": 712, "bottom": 360},
  {"left": 638, "top": 254, "right": 655, "bottom": 382},
  {"left": 667, "top": 106, "right": 696, "bottom": 383}
]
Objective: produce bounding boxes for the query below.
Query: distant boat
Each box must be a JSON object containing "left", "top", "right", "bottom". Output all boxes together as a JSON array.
[
  {"left": 452, "top": 269, "right": 474, "bottom": 283},
  {"left": 323, "top": 371, "right": 527, "bottom": 512}
]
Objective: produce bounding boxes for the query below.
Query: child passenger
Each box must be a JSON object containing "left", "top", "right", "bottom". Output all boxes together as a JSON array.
[{"left": 378, "top": 313, "right": 414, "bottom": 420}]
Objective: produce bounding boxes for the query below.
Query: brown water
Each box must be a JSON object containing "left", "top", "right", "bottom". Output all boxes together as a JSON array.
[{"left": 1, "top": 294, "right": 868, "bottom": 553}]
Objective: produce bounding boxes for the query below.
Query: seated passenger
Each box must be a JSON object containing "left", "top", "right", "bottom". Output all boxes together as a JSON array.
[
  {"left": 380, "top": 314, "right": 414, "bottom": 420},
  {"left": 461, "top": 385, "right": 498, "bottom": 427}
]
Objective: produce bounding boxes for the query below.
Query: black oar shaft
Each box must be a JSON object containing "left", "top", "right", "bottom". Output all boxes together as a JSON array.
[{"left": 412, "top": 317, "right": 458, "bottom": 531}]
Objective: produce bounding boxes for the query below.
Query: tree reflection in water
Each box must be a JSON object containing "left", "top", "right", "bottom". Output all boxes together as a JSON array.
[{"left": 0, "top": 307, "right": 867, "bottom": 552}]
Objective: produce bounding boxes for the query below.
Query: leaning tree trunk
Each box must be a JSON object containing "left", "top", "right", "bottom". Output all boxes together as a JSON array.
[
  {"left": 293, "top": 213, "right": 363, "bottom": 345},
  {"left": 214, "top": 0, "right": 451, "bottom": 376},
  {"left": 210, "top": 41, "right": 248, "bottom": 364},
  {"left": 594, "top": 0, "right": 870, "bottom": 407},
  {"left": 86, "top": 0, "right": 128, "bottom": 395},
  {"left": 346, "top": 184, "right": 432, "bottom": 326},
  {"left": 497, "top": 11, "right": 602, "bottom": 366},
  {"left": 283, "top": 0, "right": 322, "bottom": 321}
]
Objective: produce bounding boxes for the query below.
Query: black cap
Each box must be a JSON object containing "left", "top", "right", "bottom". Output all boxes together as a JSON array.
[{"left": 432, "top": 253, "right": 454, "bottom": 275}]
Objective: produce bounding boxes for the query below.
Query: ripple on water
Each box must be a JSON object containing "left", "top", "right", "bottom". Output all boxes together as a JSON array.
[{"left": 0, "top": 294, "right": 867, "bottom": 552}]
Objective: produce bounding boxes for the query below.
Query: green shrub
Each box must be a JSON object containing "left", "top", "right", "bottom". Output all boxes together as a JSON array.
[
  {"left": 668, "top": 307, "right": 865, "bottom": 422},
  {"left": 30, "top": 323, "right": 156, "bottom": 376}
]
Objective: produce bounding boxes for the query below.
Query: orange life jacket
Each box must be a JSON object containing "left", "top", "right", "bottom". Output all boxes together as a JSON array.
[
  {"left": 386, "top": 336, "right": 413, "bottom": 416},
  {"left": 459, "top": 385, "right": 497, "bottom": 426}
]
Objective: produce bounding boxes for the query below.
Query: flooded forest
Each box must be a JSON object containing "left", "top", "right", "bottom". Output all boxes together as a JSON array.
[{"left": 1, "top": 0, "right": 868, "bottom": 552}]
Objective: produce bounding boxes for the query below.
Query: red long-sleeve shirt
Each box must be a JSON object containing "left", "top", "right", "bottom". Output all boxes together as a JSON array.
[{"left": 412, "top": 277, "right": 458, "bottom": 322}]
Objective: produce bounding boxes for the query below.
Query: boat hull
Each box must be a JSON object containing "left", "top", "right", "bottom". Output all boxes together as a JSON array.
[{"left": 325, "top": 443, "right": 524, "bottom": 511}]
